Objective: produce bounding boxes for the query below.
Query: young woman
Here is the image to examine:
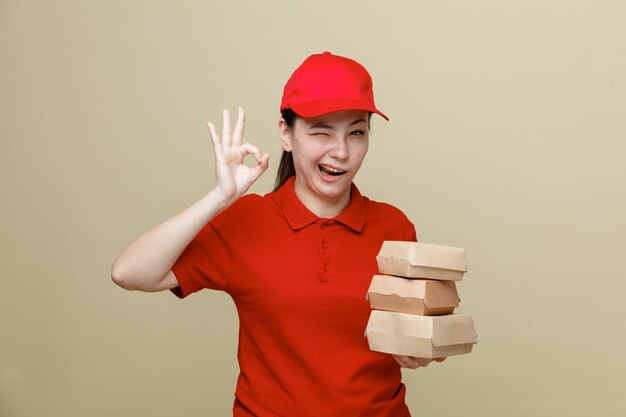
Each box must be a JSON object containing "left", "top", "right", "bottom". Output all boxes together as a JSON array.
[{"left": 112, "top": 52, "right": 444, "bottom": 417}]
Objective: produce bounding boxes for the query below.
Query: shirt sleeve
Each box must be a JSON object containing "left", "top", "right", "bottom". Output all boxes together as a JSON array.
[
  {"left": 170, "top": 208, "right": 238, "bottom": 299},
  {"left": 169, "top": 194, "right": 264, "bottom": 299},
  {"left": 407, "top": 221, "right": 418, "bottom": 242},
  {"left": 397, "top": 209, "right": 417, "bottom": 243}
]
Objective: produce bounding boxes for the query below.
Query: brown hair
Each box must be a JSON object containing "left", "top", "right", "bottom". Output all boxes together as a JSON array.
[{"left": 273, "top": 109, "right": 298, "bottom": 192}]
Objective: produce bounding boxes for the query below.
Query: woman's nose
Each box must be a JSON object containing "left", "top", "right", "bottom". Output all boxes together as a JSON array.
[{"left": 329, "top": 137, "right": 349, "bottom": 159}]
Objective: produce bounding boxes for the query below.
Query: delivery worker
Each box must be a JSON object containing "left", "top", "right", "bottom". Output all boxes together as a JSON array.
[{"left": 112, "top": 51, "right": 444, "bottom": 417}]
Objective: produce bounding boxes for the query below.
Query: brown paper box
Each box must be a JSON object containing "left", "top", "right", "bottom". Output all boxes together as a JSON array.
[
  {"left": 376, "top": 241, "right": 468, "bottom": 281},
  {"left": 365, "top": 310, "right": 478, "bottom": 358},
  {"left": 367, "top": 275, "right": 460, "bottom": 316}
]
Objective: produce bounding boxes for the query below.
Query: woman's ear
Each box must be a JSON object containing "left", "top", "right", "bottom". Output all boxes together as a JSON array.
[{"left": 278, "top": 120, "right": 293, "bottom": 152}]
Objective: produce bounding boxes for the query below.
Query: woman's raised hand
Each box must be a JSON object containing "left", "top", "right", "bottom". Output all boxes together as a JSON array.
[{"left": 207, "top": 107, "right": 269, "bottom": 204}]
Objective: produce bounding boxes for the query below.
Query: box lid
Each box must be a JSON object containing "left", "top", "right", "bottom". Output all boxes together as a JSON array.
[{"left": 377, "top": 241, "right": 468, "bottom": 272}]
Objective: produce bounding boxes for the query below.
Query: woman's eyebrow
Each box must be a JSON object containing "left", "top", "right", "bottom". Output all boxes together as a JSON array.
[
  {"left": 349, "top": 118, "right": 367, "bottom": 126},
  {"left": 308, "top": 123, "right": 333, "bottom": 130},
  {"left": 309, "top": 118, "right": 367, "bottom": 130}
]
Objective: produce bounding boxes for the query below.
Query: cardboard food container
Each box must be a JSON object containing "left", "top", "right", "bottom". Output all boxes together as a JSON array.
[
  {"left": 365, "top": 310, "right": 478, "bottom": 358},
  {"left": 376, "top": 241, "right": 468, "bottom": 281},
  {"left": 367, "top": 275, "right": 460, "bottom": 316}
]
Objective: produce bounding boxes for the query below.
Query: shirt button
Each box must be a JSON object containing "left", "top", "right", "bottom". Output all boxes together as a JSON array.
[
  {"left": 324, "top": 264, "right": 329, "bottom": 271},
  {"left": 320, "top": 224, "right": 327, "bottom": 230},
  {"left": 322, "top": 241, "right": 328, "bottom": 249}
]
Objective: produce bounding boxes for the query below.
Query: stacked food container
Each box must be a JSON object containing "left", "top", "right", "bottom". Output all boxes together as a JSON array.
[{"left": 365, "top": 241, "right": 478, "bottom": 359}]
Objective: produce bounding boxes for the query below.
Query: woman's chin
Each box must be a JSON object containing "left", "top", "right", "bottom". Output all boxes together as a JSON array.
[{"left": 314, "top": 177, "right": 352, "bottom": 199}]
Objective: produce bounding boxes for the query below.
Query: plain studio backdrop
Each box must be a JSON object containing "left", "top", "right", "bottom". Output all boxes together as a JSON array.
[{"left": 1, "top": 1, "right": 625, "bottom": 416}]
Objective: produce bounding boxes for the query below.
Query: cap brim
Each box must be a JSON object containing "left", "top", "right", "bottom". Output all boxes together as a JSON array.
[{"left": 288, "top": 99, "right": 389, "bottom": 121}]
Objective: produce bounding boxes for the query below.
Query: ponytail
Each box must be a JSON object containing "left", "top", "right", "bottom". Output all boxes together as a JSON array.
[{"left": 273, "top": 109, "right": 298, "bottom": 192}]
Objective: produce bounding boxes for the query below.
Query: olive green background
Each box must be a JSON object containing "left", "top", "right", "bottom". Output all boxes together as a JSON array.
[{"left": 1, "top": 1, "right": 625, "bottom": 416}]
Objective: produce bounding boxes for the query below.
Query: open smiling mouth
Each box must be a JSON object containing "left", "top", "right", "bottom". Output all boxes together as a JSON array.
[{"left": 319, "top": 164, "right": 346, "bottom": 176}]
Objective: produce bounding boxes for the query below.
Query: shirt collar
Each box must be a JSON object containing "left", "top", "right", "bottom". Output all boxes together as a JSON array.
[{"left": 275, "top": 176, "right": 366, "bottom": 232}]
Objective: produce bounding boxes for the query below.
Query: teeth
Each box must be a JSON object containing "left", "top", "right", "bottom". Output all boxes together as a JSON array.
[{"left": 319, "top": 164, "right": 345, "bottom": 176}]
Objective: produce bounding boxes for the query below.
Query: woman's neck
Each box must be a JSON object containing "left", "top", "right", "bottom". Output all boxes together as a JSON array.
[{"left": 292, "top": 180, "right": 351, "bottom": 219}]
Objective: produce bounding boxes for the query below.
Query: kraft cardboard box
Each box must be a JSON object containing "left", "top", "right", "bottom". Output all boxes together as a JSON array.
[
  {"left": 367, "top": 275, "right": 460, "bottom": 316},
  {"left": 365, "top": 310, "right": 478, "bottom": 358},
  {"left": 376, "top": 241, "right": 468, "bottom": 281}
]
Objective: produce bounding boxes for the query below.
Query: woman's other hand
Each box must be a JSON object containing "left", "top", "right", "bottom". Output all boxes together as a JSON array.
[
  {"left": 208, "top": 107, "right": 269, "bottom": 204},
  {"left": 392, "top": 355, "right": 447, "bottom": 370}
]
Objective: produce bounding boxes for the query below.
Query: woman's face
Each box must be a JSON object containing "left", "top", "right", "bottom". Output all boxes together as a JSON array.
[{"left": 279, "top": 109, "right": 370, "bottom": 215}]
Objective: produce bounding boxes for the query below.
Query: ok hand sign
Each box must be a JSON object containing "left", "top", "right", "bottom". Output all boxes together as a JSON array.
[{"left": 208, "top": 107, "right": 269, "bottom": 205}]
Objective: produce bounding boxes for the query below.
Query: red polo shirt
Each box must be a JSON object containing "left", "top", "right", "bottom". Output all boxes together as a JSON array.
[{"left": 171, "top": 176, "right": 417, "bottom": 417}]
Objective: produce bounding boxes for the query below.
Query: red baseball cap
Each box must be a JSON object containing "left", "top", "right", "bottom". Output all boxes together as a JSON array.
[{"left": 280, "top": 51, "right": 389, "bottom": 121}]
